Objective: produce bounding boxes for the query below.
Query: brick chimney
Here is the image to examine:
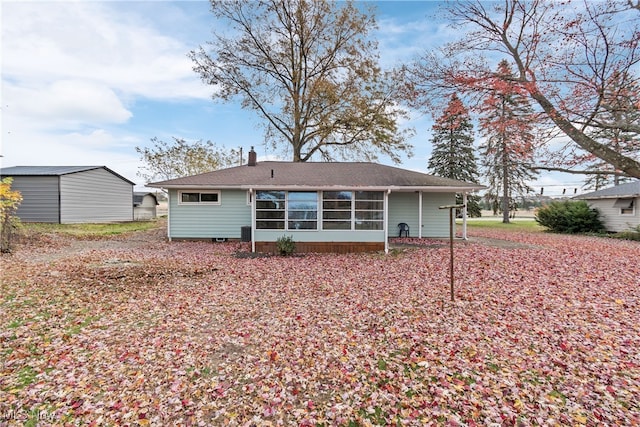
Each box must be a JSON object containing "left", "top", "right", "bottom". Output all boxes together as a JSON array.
[{"left": 247, "top": 146, "right": 257, "bottom": 166}]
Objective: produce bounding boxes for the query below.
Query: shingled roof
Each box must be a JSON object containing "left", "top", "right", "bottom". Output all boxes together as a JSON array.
[
  {"left": 148, "top": 161, "right": 484, "bottom": 192},
  {"left": 574, "top": 180, "right": 640, "bottom": 200},
  {"left": 0, "top": 166, "right": 135, "bottom": 185}
]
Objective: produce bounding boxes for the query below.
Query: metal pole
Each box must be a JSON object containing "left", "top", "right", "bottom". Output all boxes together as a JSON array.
[
  {"left": 439, "top": 204, "right": 464, "bottom": 303},
  {"left": 449, "top": 207, "right": 454, "bottom": 302}
]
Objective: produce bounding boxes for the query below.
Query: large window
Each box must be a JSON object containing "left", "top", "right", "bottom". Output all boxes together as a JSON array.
[
  {"left": 288, "top": 192, "right": 318, "bottom": 230},
  {"left": 322, "top": 191, "right": 352, "bottom": 230},
  {"left": 256, "top": 190, "right": 384, "bottom": 231},
  {"left": 322, "top": 191, "right": 384, "bottom": 230},
  {"left": 256, "top": 191, "right": 285, "bottom": 229},
  {"left": 179, "top": 191, "right": 220, "bottom": 205},
  {"left": 355, "top": 191, "right": 384, "bottom": 230}
]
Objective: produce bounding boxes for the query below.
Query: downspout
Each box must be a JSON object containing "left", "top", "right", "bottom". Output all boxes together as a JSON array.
[
  {"left": 249, "top": 188, "right": 255, "bottom": 253},
  {"left": 462, "top": 192, "right": 468, "bottom": 240},
  {"left": 164, "top": 188, "right": 171, "bottom": 241},
  {"left": 418, "top": 191, "right": 423, "bottom": 238},
  {"left": 385, "top": 189, "right": 391, "bottom": 253}
]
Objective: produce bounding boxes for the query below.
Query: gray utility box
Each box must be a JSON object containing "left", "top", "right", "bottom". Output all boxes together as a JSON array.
[{"left": 241, "top": 226, "right": 252, "bottom": 242}]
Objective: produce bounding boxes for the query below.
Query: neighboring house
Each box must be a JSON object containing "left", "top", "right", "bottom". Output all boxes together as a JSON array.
[
  {"left": 0, "top": 166, "right": 134, "bottom": 224},
  {"left": 148, "top": 149, "right": 484, "bottom": 253},
  {"left": 133, "top": 192, "right": 159, "bottom": 220},
  {"left": 574, "top": 180, "right": 640, "bottom": 232}
]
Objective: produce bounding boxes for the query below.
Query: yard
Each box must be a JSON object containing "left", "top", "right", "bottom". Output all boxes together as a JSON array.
[{"left": 1, "top": 221, "right": 638, "bottom": 426}]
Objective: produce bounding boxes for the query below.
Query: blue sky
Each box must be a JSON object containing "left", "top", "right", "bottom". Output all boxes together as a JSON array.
[{"left": 1, "top": 0, "right": 579, "bottom": 194}]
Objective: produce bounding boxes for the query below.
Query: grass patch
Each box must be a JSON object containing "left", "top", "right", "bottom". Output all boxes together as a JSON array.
[
  {"left": 459, "top": 219, "right": 543, "bottom": 232},
  {"left": 21, "top": 220, "right": 160, "bottom": 237}
]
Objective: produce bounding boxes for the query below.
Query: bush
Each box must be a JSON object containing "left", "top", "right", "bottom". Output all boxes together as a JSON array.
[
  {"left": 535, "top": 200, "right": 604, "bottom": 234},
  {"left": 276, "top": 235, "right": 296, "bottom": 256}
]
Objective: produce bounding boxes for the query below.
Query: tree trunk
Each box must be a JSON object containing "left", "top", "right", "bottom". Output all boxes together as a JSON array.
[{"left": 527, "top": 84, "right": 640, "bottom": 179}]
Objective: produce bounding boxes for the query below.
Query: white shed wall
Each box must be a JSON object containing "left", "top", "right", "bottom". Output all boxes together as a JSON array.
[
  {"left": 587, "top": 197, "right": 640, "bottom": 232},
  {"left": 60, "top": 168, "right": 133, "bottom": 223}
]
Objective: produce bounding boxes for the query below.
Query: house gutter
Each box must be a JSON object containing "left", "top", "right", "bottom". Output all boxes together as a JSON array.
[{"left": 249, "top": 188, "right": 255, "bottom": 253}]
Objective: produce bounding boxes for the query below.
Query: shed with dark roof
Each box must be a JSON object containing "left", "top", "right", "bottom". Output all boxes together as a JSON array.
[
  {"left": 0, "top": 166, "right": 134, "bottom": 223},
  {"left": 148, "top": 149, "right": 485, "bottom": 253}
]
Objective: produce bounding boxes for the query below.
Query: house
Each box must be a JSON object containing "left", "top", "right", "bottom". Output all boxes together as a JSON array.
[
  {"left": 574, "top": 180, "right": 640, "bottom": 232},
  {"left": 133, "top": 192, "right": 159, "bottom": 220},
  {"left": 148, "top": 149, "right": 484, "bottom": 253},
  {"left": 0, "top": 166, "right": 135, "bottom": 224}
]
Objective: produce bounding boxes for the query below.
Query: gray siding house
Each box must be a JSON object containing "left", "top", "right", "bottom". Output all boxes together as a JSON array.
[
  {"left": 149, "top": 150, "right": 484, "bottom": 253},
  {"left": 574, "top": 180, "right": 640, "bottom": 232},
  {"left": 0, "top": 166, "right": 135, "bottom": 224}
]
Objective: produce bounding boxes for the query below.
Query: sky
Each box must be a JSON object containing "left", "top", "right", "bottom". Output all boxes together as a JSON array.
[{"left": 1, "top": 0, "right": 583, "bottom": 194}]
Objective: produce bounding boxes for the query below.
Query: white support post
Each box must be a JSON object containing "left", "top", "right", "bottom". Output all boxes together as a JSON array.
[{"left": 418, "top": 191, "right": 423, "bottom": 238}]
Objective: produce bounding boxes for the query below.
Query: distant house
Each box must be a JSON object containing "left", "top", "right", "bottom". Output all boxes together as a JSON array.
[
  {"left": 148, "top": 149, "right": 484, "bottom": 253},
  {"left": 0, "top": 166, "right": 134, "bottom": 224},
  {"left": 574, "top": 180, "right": 640, "bottom": 232},
  {"left": 133, "top": 192, "right": 159, "bottom": 220}
]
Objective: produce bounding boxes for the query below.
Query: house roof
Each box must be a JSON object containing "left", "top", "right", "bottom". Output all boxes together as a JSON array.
[
  {"left": 148, "top": 161, "right": 485, "bottom": 192},
  {"left": 574, "top": 180, "right": 640, "bottom": 200},
  {"left": 0, "top": 166, "right": 135, "bottom": 185}
]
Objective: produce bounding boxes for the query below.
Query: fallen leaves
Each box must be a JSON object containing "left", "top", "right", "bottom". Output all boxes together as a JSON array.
[{"left": 1, "top": 227, "right": 639, "bottom": 425}]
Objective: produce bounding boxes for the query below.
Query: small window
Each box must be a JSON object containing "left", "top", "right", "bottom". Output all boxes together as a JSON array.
[
  {"left": 179, "top": 191, "right": 221, "bottom": 205},
  {"left": 614, "top": 198, "right": 634, "bottom": 215}
]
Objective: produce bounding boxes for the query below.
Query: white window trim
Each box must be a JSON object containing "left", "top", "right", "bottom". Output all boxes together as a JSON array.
[{"left": 178, "top": 190, "right": 221, "bottom": 205}]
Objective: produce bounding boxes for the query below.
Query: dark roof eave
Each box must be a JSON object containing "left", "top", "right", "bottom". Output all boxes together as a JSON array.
[
  {"left": 147, "top": 183, "right": 485, "bottom": 192},
  {"left": 575, "top": 194, "right": 640, "bottom": 200}
]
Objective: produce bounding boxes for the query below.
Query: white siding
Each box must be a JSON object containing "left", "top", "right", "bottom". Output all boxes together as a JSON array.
[
  {"left": 587, "top": 198, "right": 640, "bottom": 232},
  {"left": 60, "top": 168, "right": 133, "bottom": 223},
  {"left": 9, "top": 176, "right": 60, "bottom": 223}
]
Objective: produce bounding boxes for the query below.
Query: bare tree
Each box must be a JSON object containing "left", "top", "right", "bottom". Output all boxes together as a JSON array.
[
  {"left": 406, "top": 0, "right": 640, "bottom": 178},
  {"left": 189, "top": 0, "right": 413, "bottom": 163},
  {"left": 137, "top": 137, "right": 238, "bottom": 184}
]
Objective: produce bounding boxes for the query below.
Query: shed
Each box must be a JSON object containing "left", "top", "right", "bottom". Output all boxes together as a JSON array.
[
  {"left": 133, "top": 192, "right": 159, "bottom": 220},
  {"left": 0, "top": 166, "right": 135, "bottom": 223},
  {"left": 574, "top": 180, "right": 640, "bottom": 232}
]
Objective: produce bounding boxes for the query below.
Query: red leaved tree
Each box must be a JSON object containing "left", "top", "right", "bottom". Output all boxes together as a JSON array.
[
  {"left": 478, "top": 60, "right": 538, "bottom": 223},
  {"left": 405, "top": 0, "right": 640, "bottom": 179}
]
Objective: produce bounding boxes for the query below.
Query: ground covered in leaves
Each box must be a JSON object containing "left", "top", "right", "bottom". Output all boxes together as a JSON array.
[{"left": 1, "top": 225, "right": 639, "bottom": 426}]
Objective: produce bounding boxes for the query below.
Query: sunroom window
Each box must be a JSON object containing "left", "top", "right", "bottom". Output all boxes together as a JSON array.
[
  {"left": 256, "top": 191, "right": 285, "bottom": 229},
  {"left": 354, "top": 191, "right": 384, "bottom": 230},
  {"left": 288, "top": 192, "right": 318, "bottom": 230}
]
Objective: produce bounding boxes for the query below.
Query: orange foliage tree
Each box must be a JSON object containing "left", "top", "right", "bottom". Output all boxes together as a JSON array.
[
  {"left": 0, "top": 177, "right": 23, "bottom": 253},
  {"left": 405, "top": 0, "right": 640, "bottom": 179}
]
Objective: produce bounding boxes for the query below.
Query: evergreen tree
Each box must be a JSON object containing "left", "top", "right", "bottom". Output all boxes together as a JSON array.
[
  {"left": 479, "top": 60, "right": 538, "bottom": 223},
  {"left": 428, "top": 93, "right": 481, "bottom": 217}
]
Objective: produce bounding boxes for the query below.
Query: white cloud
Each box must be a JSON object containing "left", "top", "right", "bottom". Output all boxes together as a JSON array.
[
  {"left": 2, "top": 1, "right": 207, "bottom": 102},
  {"left": 4, "top": 80, "right": 132, "bottom": 128}
]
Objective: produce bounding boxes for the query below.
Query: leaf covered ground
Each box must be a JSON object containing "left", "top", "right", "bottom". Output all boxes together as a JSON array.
[{"left": 1, "top": 225, "right": 639, "bottom": 426}]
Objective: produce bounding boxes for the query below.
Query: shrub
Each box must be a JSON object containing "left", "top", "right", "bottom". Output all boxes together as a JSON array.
[
  {"left": 535, "top": 200, "right": 604, "bottom": 234},
  {"left": 276, "top": 235, "right": 296, "bottom": 256}
]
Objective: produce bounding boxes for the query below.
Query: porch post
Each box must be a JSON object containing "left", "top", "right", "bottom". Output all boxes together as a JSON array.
[
  {"left": 384, "top": 189, "right": 390, "bottom": 253},
  {"left": 418, "top": 191, "right": 423, "bottom": 238},
  {"left": 250, "top": 189, "right": 255, "bottom": 253}
]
